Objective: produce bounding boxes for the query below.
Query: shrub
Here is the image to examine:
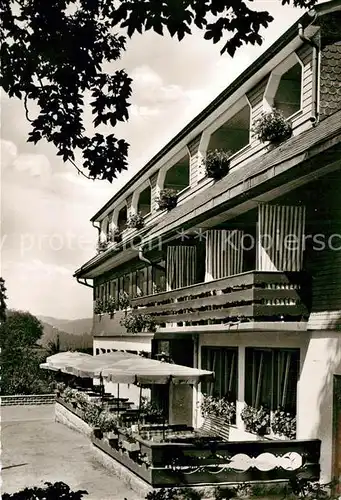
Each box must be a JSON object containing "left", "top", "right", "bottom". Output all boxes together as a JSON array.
[
  {"left": 156, "top": 189, "right": 178, "bottom": 211},
  {"left": 240, "top": 404, "right": 270, "bottom": 435},
  {"left": 2, "top": 481, "right": 87, "bottom": 500},
  {"left": 127, "top": 212, "right": 145, "bottom": 230},
  {"left": 203, "top": 149, "right": 231, "bottom": 180},
  {"left": 271, "top": 407, "right": 296, "bottom": 439},
  {"left": 62, "top": 387, "right": 78, "bottom": 404},
  {"left": 83, "top": 402, "right": 102, "bottom": 427},
  {"left": 252, "top": 108, "right": 292, "bottom": 145}
]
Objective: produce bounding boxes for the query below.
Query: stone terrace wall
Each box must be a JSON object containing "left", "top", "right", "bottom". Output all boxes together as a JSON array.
[{"left": 1, "top": 394, "right": 55, "bottom": 406}]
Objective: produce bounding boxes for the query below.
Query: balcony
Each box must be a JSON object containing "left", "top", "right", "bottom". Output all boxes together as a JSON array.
[{"left": 131, "top": 271, "right": 311, "bottom": 327}]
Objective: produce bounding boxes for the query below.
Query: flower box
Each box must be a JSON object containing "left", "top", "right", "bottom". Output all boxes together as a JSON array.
[{"left": 156, "top": 189, "right": 178, "bottom": 211}]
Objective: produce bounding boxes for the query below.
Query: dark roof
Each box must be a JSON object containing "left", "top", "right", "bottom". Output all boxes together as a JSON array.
[
  {"left": 90, "top": 5, "right": 328, "bottom": 222},
  {"left": 75, "top": 109, "right": 341, "bottom": 277}
]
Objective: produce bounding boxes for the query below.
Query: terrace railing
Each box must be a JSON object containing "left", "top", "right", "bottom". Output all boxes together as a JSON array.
[{"left": 131, "top": 271, "right": 311, "bottom": 326}]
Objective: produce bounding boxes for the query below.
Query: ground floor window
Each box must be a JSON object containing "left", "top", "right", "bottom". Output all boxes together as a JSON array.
[
  {"left": 245, "top": 348, "right": 299, "bottom": 413},
  {"left": 201, "top": 347, "right": 238, "bottom": 401}
]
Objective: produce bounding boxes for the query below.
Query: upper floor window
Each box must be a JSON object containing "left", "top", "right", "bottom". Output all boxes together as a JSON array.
[
  {"left": 117, "top": 205, "right": 127, "bottom": 232},
  {"left": 263, "top": 54, "right": 303, "bottom": 119},
  {"left": 163, "top": 153, "right": 190, "bottom": 193},
  {"left": 137, "top": 185, "right": 151, "bottom": 217},
  {"left": 274, "top": 63, "right": 302, "bottom": 118},
  {"left": 207, "top": 104, "right": 251, "bottom": 155}
]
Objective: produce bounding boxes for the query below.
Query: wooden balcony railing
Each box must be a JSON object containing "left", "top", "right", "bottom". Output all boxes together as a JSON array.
[{"left": 131, "top": 271, "right": 311, "bottom": 326}]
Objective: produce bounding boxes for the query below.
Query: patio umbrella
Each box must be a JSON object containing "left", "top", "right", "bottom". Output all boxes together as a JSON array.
[
  {"left": 63, "top": 351, "right": 134, "bottom": 378},
  {"left": 40, "top": 351, "right": 92, "bottom": 372}
]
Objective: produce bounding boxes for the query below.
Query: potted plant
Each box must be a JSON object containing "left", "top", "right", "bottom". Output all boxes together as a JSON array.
[
  {"left": 54, "top": 382, "right": 66, "bottom": 398},
  {"left": 118, "top": 291, "right": 131, "bottom": 311},
  {"left": 139, "top": 399, "right": 164, "bottom": 424},
  {"left": 252, "top": 108, "right": 292, "bottom": 146},
  {"left": 96, "top": 240, "right": 108, "bottom": 253},
  {"left": 156, "top": 188, "right": 178, "bottom": 211},
  {"left": 203, "top": 149, "right": 231, "bottom": 180},
  {"left": 120, "top": 313, "right": 157, "bottom": 334},
  {"left": 94, "top": 298, "right": 104, "bottom": 315},
  {"left": 201, "top": 394, "right": 236, "bottom": 424},
  {"left": 105, "top": 296, "right": 117, "bottom": 318},
  {"left": 240, "top": 404, "right": 270, "bottom": 436},
  {"left": 271, "top": 407, "right": 296, "bottom": 439},
  {"left": 126, "top": 212, "right": 145, "bottom": 230},
  {"left": 98, "top": 411, "right": 119, "bottom": 442}
]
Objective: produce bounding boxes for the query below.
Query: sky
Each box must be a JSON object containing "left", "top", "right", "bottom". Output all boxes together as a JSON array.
[{"left": 0, "top": 1, "right": 322, "bottom": 320}]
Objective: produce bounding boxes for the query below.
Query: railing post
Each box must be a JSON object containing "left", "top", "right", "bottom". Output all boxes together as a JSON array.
[{"left": 236, "top": 346, "right": 246, "bottom": 430}]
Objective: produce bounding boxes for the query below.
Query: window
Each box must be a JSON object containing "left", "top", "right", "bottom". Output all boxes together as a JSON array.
[
  {"left": 245, "top": 348, "right": 299, "bottom": 413},
  {"left": 117, "top": 205, "right": 128, "bottom": 232},
  {"left": 152, "top": 262, "right": 166, "bottom": 293},
  {"left": 208, "top": 104, "right": 251, "bottom": 155},
  {"left": 137, "top": 186, "right": 151, "bottom": 217},
  {"left": 201, "top": 347, "right": 238, "bottom": 401},
  {"left": 274, "top": 63, "right": 302, "bottom": 118},
  {"left": 263, "top": 54, "right": 303, "bottom": 118},
  {"left": 163, "top": 153, "right": 190, "bottom": 193}
]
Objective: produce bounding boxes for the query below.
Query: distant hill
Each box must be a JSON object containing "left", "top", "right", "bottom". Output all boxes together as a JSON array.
[
  {"left": 38, "top": 316, "right": 93, "bottom": 336},
  {"left": 38, "top": 317, "right": 93, "bottom": 352}
]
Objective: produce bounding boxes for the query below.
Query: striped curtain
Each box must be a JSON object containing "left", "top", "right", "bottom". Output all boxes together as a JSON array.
[
  {"left": 205, "top": 230, "right": 244, "bottom": 280},
  {"left": 166, "top": 246, "right": 197, "bottom": 290},
  {"left": 257, "top": 204, "right": 306, "bottom": 271}
]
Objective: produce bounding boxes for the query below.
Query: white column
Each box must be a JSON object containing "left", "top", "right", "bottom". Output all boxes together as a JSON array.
[{"left": 236, "top": 346, "right": 246, "bottom": 430}]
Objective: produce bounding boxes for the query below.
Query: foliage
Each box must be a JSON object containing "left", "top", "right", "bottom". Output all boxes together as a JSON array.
[
  {"left": 140, "top": 397, "right": 164, "bottom": 420},
  {"left": 54, "top": 381, "right": 66, "bottom": 395},
  {"left": 252, "top": 108, "right": 292, "bottom": 144},
  {"left": 96, "top": 240, "right": 109, "bottom": 253},
  {"left": 288, "top": 477, "right": 338, "bottom": 499},
  {"left": 156, "top": 189, "right": 178, "bottom": 211},
  {"left": 0, "top": 309, "right": 53, "bottom": 395},
  {"left": 118, "top": 291, "right": 131, "bottom": 310},
  {"left": 1, "top": 0, "right": 316, "bottom": 181},
  {"left": 203, "top": 149, "right": 231, "bottom": 180},
  {"left": 46, "top": 334, "right": 60, "bottom": 356},
  {"left": 83, "top": 402, "right": 102, "bottom": 427},
  {"left": 126, "top": 212, "right": 145, "bottom": 230},
  {"left": 271, "top": 407, "right": 296, "bottom": 439},
  {"left": 98, "top": 410, "right": 118, "bottom": 433},
  {"left": 240, "top": 404, "right": 270, "bottom": 435},
  {"left": 2, "top": 481, "right": 88, "bottom": 500},
  {"left": 75, "top": 391, "right": 91, "bottom": 409},
  {"left": 201, "top": 394, "right": 236, "bottom": 424},
  {"left": 104, "top": 295, "right": 118, "bottom": 316},
  {"left": 94, "top": 298, "right": 104, "bottom": 315},
  {"left": 62, "top": 387, "right": 78, "bottom": 404},
  {"left": 145, "top": 487, "right": 203, "bottom": 500},
  {"left": 120, "top": 313, "right": 156, "bottom": 334},
  {"left": 214, "top": 487, "right": 237, "bottom": 500},
  {"left": 0, "top": 277, "right": 7, "bottom": 323}
]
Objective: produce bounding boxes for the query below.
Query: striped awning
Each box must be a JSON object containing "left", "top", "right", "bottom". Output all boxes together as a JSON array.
[{"left": 40, "top": 351, "right": 214, "bottom": 385}]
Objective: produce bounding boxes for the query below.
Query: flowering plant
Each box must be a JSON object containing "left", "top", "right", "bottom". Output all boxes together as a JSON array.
[
  {"left": 105, "top": 296, "right": 117, "bottom": 317},
  {"left": 241, "top": 405, "right": 270, "bottom": 435},
  {"left": 252, "top": 109, "right": 292, "bottom": 145},
  {"left": 201, "top": 394, "right": 236, "bottom": 424},
  {"left": 83, "top": 402, "right": 102, "bottom": 427},
  {"left": 118, "top": 291, "right": 131, "bottom": 310},
  {"left": 94, "top": 298, "right": 104, "bottom": 315},
  {"left": 156, "top": 189, "right": 178, "bottom": 211},
  {"left": 126, "top": 212, "right": 145, "bottom": 230},
  {"left": 96, "top": 240, "right": 108, "bottom": 253},
  {"left": 98, "top": 410, "right": 118, "bottom": 433},
  {"left": 271, "top": 407, "right": 296, "bottom": 439},
  {"left": 120, "top": 313, "right": 156, "bottom": 333},
  {"left": 203, "top": 149, "right": 231, "bottom": 180}
]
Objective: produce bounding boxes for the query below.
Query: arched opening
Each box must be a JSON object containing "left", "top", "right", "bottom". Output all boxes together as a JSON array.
[
  {"left": 117, "top": 205, "right": 127, "bottom": 232},
  {"left": 208, "top": 104, "right": 251, "bottom": 155},
  {"left": 274, "top": 62, "right": 302, "bottom": 118},
  {"left": 137, "top": 185, "right": 151, "bottom": 217},
  {"left": 163, "top": 154, "right": 190, "bottom": 193}
]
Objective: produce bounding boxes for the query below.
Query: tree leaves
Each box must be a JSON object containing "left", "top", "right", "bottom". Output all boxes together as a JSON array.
[{"left": 0, "top": 0, "right": 318, "bottom": 181}]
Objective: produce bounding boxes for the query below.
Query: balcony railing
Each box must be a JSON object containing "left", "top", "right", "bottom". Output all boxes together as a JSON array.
[{"left": 131, "top": 271, "right": 311, "bottom": 326}]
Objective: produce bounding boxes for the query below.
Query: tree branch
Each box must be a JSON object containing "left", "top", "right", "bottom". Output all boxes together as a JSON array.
[{"left": 24, "top": 93, "right": 34, "bottom": 123}]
